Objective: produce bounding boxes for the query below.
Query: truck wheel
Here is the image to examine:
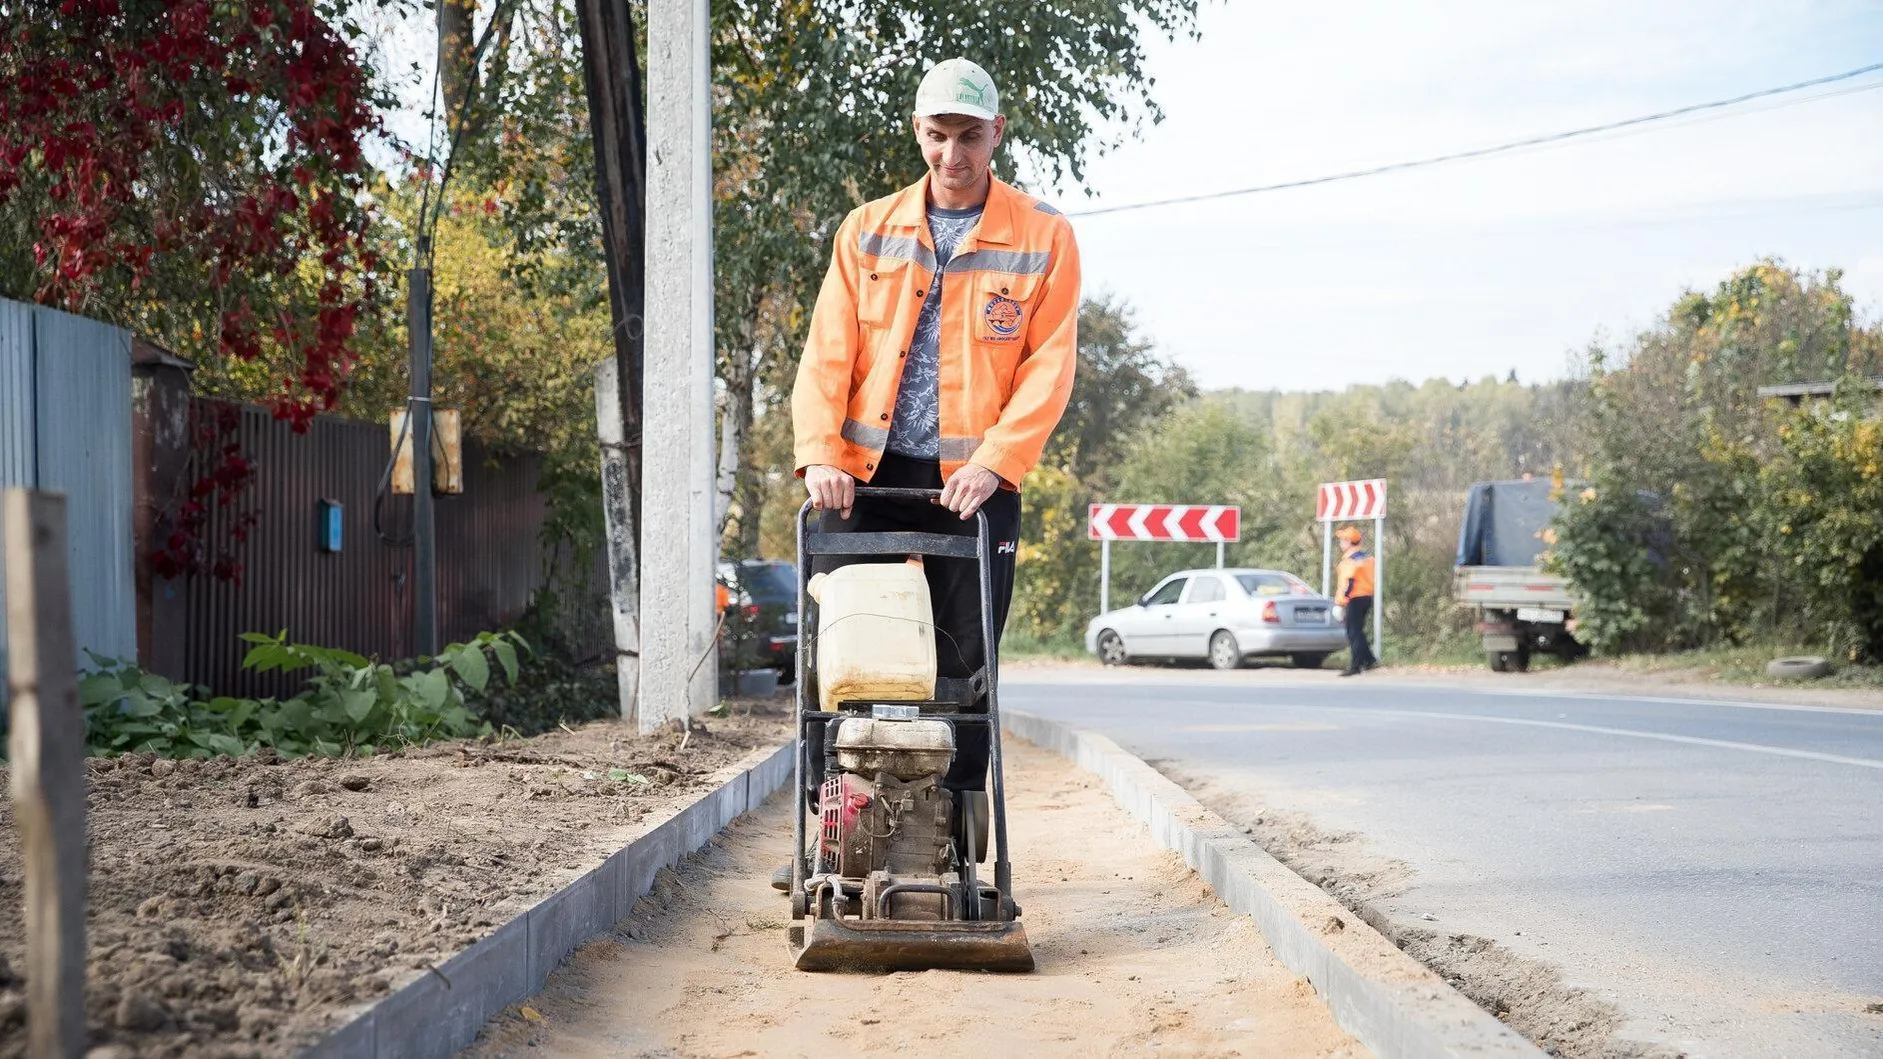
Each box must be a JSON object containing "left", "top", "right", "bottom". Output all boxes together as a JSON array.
[
  {"left": 1489, "top": 649, "right": 1531, "bottom": 673},
  {"left": 1291, "top": 652, "right": 1329, "bottom": 670},
  {"left": 1208, "top": 631, "right": 1243, "bottom": 671}
]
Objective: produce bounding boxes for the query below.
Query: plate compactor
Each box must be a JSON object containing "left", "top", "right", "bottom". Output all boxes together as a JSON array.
[{"left": 785, "top": 487, "right": 1034, "bottom": 972}]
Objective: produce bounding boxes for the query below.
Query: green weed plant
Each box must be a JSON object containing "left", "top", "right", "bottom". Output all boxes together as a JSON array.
[{"left": 78, "top": 630, "right": 528, "bottom": 759}]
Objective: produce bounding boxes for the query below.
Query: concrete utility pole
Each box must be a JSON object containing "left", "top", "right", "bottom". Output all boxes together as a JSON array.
[{"left": 641, "top": 0, "right": 717, "bottom": 731}]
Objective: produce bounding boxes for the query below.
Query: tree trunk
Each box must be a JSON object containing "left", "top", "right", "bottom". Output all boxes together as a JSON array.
[
  {"left": 439, "top": 0, "right": 477, "bottom": 131},
  {"left": 576, "top": 0, "right": 648, "bottom": 718},
  {"left": 715, "top": 303, "right": 760, "bottom": 545}
]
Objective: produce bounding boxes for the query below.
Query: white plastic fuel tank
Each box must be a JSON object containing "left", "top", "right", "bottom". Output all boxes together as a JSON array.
[{"left": 808, "top": 560, "right": 937, "bottom": 712}]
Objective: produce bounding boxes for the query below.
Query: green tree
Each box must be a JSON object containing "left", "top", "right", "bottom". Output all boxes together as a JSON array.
[
  {"left": 711, "top": 0, "right": 1203, "bottom": 555},
  {"left": 1762, "top": 400, "right": 1883, "bottom": 660},
  {"left": 1552, "top": 260, "right": 1883, "bottom": 654},
  {"left": 1044, "top": 296, "right": 1197, "bottom": 487}
]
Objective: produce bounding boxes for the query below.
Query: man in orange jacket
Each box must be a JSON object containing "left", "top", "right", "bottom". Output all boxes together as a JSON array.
[
  {"left": 791, "top": 56, "right": 1080, "bottom": 794},
  {"left": 1334, "top": 526, "right": 1378, "bottom": 675}
]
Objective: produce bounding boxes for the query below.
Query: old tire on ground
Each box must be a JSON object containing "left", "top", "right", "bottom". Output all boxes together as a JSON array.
[
  {"left": 1291, "top": 652, "right": 1329, "bottom": 670},
  {"left": 1765, "top": 656, "right": 1832, "bottom": 680},
  {"left": 1208, "top": 631, "right": 1243, "bottom": 671},
  {"left": 1097, "top": 629, "right": 1129, "bottom": 666}
]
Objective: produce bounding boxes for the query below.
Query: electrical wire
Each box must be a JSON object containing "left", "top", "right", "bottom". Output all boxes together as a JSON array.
[{"left": 1068, "top": 61, "right": 1883, "bottom": 219}]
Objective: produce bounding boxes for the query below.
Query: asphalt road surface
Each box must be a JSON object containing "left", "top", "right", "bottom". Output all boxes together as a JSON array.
[{"left": 1005, "top": 668, "right": 1883, "bottom": 1058}]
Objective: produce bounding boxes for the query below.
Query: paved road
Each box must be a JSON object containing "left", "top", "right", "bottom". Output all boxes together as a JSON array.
[{"left": 1004, "top": 669, "right": 1883, "bottom": 1058}]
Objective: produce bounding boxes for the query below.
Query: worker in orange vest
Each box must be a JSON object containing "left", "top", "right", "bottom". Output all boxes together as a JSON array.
[
  {"left": 1334, "top": 526, "right": 1378, "bottom": 676},
  {"left": 783, "top": 57, "right": 1081, "bottom": 888}
]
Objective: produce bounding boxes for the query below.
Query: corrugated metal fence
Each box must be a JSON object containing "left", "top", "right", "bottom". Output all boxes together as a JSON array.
[
  {"left": 0, "top": 294, "right": 599, "bottom": 703},
  {"left": 0, "top": 299, "right": 137, "bottom": 684},
  {"left": 182, "top": 405, "right": 576, "bottom": 698}
]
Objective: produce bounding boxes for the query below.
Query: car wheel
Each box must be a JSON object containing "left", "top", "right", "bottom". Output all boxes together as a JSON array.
[
  {"left": 1290, "top": 652, "right": 1328, "bottom": 670},
  {"left": 1208, "top": 631, "right": 1242, "bottom": 671},
  {"left": 1096, "top": 630, "right": 1129, "bottom": 666}
]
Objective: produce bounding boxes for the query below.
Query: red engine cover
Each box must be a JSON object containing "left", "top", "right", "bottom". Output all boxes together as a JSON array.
[{"left": 817, "top": 773, "right": 873, "bottom": 869}]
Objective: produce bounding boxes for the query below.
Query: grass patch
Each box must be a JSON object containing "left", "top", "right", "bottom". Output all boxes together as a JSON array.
[
  {"left": 1002, "top": 627, "right": 1088, "bottom": 662},
  {"left": 1603, "top": 644, "right": 1883, "bottom": 689}
]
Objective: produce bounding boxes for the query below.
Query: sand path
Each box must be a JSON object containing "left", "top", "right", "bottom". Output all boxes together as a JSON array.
[{"left": 466, "top": 737, "right": 1366, "bottom": 1058}]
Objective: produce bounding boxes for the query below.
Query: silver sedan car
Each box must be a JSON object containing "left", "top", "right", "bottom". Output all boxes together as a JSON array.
[{"left": 1084, "top": 568, "right": 1347, "bottom": 670}]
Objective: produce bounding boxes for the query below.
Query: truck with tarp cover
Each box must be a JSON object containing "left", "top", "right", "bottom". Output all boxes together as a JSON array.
[{"left": 1453, "top": 478, "right": 1585, "bottom": 671}]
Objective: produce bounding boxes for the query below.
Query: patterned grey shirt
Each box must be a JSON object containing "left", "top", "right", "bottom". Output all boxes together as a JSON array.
[{"left": 886, "top": 203, "right": 983, "bottom": 459}]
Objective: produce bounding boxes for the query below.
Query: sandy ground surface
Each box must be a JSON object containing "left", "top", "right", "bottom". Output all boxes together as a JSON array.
[
  {"left": 1004, "top": 656, "right": 1883, "bottom": 710},
  {"left": 0, "top": 709, "right": 789, "bottom": 1059},
  {"left": 466, "top": 738, "right": 1367, "bottom": 1059}
]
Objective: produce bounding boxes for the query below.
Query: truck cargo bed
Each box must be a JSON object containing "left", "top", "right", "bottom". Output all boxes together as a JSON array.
[{"left": 1453, "top": 565, "right": 1576, "bottom": 612}]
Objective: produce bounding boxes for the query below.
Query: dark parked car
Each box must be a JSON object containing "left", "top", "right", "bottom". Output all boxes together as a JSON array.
[{"left": 718, "top": 559, "right": 799, "bottom": 683}]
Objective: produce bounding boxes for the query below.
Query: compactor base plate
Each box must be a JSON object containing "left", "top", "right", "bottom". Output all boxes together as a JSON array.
[{"left": 788, "top": 917, "right": 1034, "bottom": 972}]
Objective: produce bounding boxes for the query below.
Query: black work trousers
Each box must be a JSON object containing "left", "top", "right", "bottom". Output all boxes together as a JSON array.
[
  {"left": 808, "top": 452, "right": 1020, "bottom": 792},
  {"left": 1343, "top": 595, "right": 1377, "bottom": 671}
]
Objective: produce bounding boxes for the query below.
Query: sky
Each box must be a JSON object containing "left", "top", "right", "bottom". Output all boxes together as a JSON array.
[{"left": 1052, "top": 0, "right": 1883, "bottom": 392}]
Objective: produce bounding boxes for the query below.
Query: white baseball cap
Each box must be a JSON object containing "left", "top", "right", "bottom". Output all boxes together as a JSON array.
[{"left": 914, "top": 58, "right": 999, "bottom": 121}]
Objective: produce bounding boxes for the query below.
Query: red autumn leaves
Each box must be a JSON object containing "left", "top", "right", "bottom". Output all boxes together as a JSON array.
[
  {"left": 1, "top": 0, "right": 377, "bottom": 428},
  {"left": 3, "top": 2, "right": 383, "bottom": 582}
]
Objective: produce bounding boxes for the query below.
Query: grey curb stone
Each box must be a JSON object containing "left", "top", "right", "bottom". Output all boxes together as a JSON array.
[
  {"left": 298, "top": 741, "right": 795, "bottom": 1058},
  {"left": 373, "top": 914, "right": 530, "bottom": 1059},
  {"left": 1004, "top": 711, "right": 1542, "bottom": 1059}
]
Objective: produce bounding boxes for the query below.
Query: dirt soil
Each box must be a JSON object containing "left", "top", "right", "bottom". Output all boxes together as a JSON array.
[
  {"left": 0, "top": 707, "right": 791, "bottom": 1059},
  {"left": 1151, "top": 760, "right": 1683, "bottom": 1059},
  {"left": 465, "top": 737, "right": 1367, "bottom": 1059}
]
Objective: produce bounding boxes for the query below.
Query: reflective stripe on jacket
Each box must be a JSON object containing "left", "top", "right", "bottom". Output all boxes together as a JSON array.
[
  {"left": 1336, "top": 550, "right": 1375, "bottom": 605},
  {"left": 791, "top": 173, "right": 1082, "bottom": 486}
]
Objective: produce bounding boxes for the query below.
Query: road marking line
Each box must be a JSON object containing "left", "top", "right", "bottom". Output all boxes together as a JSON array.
[
  {"left": 1175, "top": 722, "right": 1342, "bottom": 733},
  {"left": 1467, "top": 687, "right": 1883, "bottom": 718},
  {"left": 1364, "top": 709, "right": 1883, "bottom": 769}
]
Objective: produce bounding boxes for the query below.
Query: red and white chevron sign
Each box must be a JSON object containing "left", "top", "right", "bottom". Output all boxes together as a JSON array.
[
  {"left": 1087, "top": 504, "right": 1241, "bottom": 542},
  {"left": 1317, "top": 478, "right": 1387, "bottom": 521}
]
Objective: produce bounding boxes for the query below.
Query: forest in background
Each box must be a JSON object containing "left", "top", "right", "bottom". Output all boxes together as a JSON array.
[{"left": 748, "top": 260, "right": 1883, "bottom": 665}]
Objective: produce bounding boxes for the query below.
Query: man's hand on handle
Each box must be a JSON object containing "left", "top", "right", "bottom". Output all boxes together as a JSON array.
[
  {"left": 940, "top": 463, "right": 1002, "bottom": 520},
  {"left": 804, "top": 465, "right": 856, "bottom": 520}
]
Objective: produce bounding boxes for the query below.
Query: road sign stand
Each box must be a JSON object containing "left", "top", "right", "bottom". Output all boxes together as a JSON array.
[
  {"left": 1089, "top": 503, "right": 1241, "bottom": 617},
  {"left": 1320, "top": 520, "right": 1333, "bottom": 597},
  {"left": 1316, "top": 479, "right": 1387, "bottom": 662}
]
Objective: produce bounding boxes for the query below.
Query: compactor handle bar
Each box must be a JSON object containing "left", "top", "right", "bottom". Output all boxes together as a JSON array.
[{"left": 851, "top": 485, "right": 944, "bottom": 501}]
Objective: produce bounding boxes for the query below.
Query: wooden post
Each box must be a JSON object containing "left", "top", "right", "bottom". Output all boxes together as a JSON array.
[{"left": 4, "top": 490, "right": 88, "bottom": 1058}]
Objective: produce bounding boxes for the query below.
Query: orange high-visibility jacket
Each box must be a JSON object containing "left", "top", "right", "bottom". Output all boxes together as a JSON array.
[
  {"left": 791, "top": 173, "right": 1082, "bottom": 486},
  {"left": 1336, "top": 550, "right": 1376, "bottom": 605}
]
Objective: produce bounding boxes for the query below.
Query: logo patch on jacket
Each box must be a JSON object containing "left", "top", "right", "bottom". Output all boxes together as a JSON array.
[{"left": 982, "top": 294, "right": 1023, "bottom": 340}]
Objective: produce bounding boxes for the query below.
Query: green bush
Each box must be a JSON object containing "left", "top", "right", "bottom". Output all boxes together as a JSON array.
[
  {"left": 78, "top": 630, "right": 526, "bottom": 758},
  {"left": 1549, "top": 263, "right": 1883, "bottom": 657},
  {"left": 1544, "top": 482, "right": 1670, "bottom": 654},
  {"left": 1762, "top": 407, "right": 1883, "bottom": 660}
]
